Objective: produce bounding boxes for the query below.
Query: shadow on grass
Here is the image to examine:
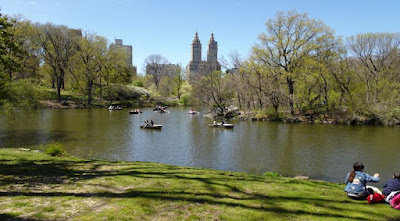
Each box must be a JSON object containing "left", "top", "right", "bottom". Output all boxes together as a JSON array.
[
  {"left": 0, "top": 158, "right": 398, "bottom": 220},
  {"left": 0, "top": 213, "right": 36, "bottom": 221}
]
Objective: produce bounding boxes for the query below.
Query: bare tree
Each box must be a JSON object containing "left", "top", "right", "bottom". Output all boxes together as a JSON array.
[
  {"left": 347, "top": 33, "right": 400, "bottom": 104},
  {"left": 192, "top": 62, "right": 233, "bottom": 114},
  {"left": 144, "top": 54, "right": 169, "bottom": 87}
]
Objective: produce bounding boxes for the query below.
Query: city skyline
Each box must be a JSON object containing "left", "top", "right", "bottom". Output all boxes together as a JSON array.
[{"left": 1, "top": 0, "right": 400, "bottom": 74}]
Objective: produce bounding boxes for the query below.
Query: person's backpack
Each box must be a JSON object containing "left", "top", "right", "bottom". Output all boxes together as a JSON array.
[
  {"left": 367, "top": 193, "right": 385, "bottom": 204},
  {"left": 390, "top": 192, "right": 400, "bottom": 210}
]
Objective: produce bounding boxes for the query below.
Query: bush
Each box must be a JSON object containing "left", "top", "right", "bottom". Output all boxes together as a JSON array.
[
  {"left": 180, "top": 95, "right": 190, "bottom": 106},
  {"left": 8, "top": 79, "right": 48, "bottom": 108},
  {"left": 263, "top": 171, "right": 280, "bottom": 177},
  {"left": 43, "top": 143, "right": 66, "bottom": 157},
  {"left": 133, "top": 79, "right": 144, "bottom": 87}
]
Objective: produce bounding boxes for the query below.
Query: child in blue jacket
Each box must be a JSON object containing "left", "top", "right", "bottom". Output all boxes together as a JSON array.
[{"left": 344, "top": 162, "right": 380, "bottom": 200}]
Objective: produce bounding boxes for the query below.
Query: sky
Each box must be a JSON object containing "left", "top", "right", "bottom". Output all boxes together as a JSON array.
[{"left": 1, "top": 0, "right": 400, "bottom": 74}]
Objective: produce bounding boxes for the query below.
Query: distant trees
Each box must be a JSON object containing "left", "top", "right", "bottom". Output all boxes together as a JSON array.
[
  {"left": 347, "top": 33, "right": 400, "bottom": 105},
  {"left": 192, "top": 63, "right": 234, "bottom": 113},
  {"left": 144, "top": 54, "right": 187, "bottom": 99},
  {"left": 0, "top": 14, "right": 136, "bottom": 107},
  {"left": 188, "top": 10, "right": 400, "bottom": 125},
  {"left": 144, "top": 54, "right": 170, "bottom": 87},
  {"left": 2, "top": 9, "right": 400, "bottom": 124}
]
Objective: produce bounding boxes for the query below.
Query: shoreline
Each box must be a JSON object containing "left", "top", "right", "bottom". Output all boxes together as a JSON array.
[
  {"left": 206, "top": 110, "right": 400, "bottom": 126},
  {"left": 5, "top": 100, "right": 400, "bottom": 126}
]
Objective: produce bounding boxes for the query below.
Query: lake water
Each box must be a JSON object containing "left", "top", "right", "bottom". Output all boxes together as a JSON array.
[{"left": 1, "top": 107, "right": 399, "bottom": 184}]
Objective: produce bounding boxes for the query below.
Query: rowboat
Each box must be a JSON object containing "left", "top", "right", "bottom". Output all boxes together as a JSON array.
[
  {"left": 140, "top": 124, "right": 162, "bottom": 129},
  {"left": 153, "top": 106, "right": 167, "bottom": 111},
  {"left": 155, "top": 109, "right": 169, "bottom": 113},
  {"left": 209, "top": 123, "right": 234, "bottom": 129},
  {"left": 108, "top": 103, "right": 122, "bottom": 110},
  {"left": 108, "top": 106, "right": 122, "bottom": 110},
  {"left": 128, "top": 110, "right": 142, "bottom": 114}
]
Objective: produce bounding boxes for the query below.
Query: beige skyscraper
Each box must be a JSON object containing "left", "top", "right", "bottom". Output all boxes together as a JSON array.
[{"left": 186, "top": 32, "right": 221, "bottom": 82}]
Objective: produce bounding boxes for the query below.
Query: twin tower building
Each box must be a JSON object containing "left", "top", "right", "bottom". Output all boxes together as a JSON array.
[{"left": 186, "top": 32, "right": 221, "bottom": 82}]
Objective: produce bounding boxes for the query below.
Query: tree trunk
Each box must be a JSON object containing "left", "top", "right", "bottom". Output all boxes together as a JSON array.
[
  {"left": 323, "top": 77, "right": 329, "bottom": 112},
  {"left": 87, "top": 80, "right": 93, "bottom": 106},
  {"left": 287, "top": 77, "right": 294, "bottom": 115},
  {"left": 51, "top": 70, "right": 56, "bottom": 89},
  {"left": 61, "top": 76, "right": 65, "bottom": 90},
  {"left": 56, "top": 77, "right": 62, "bottom": 103}
]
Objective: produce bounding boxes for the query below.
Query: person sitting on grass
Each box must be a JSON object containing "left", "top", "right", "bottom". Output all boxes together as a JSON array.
[
  {"left": 383, "top": 171, "right": 400, "bottom": 198},
  {"left": 344, "top": 162, "right": 380, "bottom": 200}
]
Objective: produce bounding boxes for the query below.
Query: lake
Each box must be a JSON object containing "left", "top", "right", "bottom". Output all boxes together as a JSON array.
[{"left": 1, "top": 107, "right": 399, "bottom": 184}]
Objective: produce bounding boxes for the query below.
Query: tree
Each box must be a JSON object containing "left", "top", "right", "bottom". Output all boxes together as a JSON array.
[
  {"left": 34, "top": 23, "right": 78, "bottom": 102},
  {"left": 171, "top": 65, "right": 185, "bottom": 99},
  {"left": 252, "top": 10, "right": 336, "bottom": 114},
  {"left": 8, "top": 16, "right": 41, "bottom": 80},
  {"left": 222, "top": 51, "right": 247, "bottom": 109},
  {"left": 103, "top": 41, "right": 135, "bottom": 85},
  {"left": 76, "top": 32, "right": 108, "bottom": 106},
  {"left": 0, "top": 11, "right": 24, "bottom": 100},
  {"left": 347, "top": 33, "right": 400, "bottom": 105},
  {"left": 101, "top": 46, "right": 128, "bottom": 86},
  {"left": 144, "top": 54, "right": 169, "bottom": 87},
  {"left": 193, "top": 65, "right": 233, "bottom": 114}
]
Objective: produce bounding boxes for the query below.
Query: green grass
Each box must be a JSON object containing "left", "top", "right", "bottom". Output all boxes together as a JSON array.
[{"left": 0, "top": 148, "right": 399, "bottom": 220}]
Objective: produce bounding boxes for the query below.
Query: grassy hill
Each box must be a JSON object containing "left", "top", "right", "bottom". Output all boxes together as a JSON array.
[{"left": 0, "top": 148, "right": 398, "bottom": 220}]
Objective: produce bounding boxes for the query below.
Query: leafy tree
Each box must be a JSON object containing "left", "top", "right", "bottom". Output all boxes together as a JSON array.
[
  {"left": 172, "top": 66, "right": 185, "bottom": 99},
  {"left": 0, "top": 11, "right": 23, "bottom": 100},
  {"left": 76, "top": 32, "right": 108, "bottom": 106},
  {"left": 252, "top": 10, "right": 336, "bottom": 114},
  {"left": 101, "top": 45, "right": 134, "bottom": 86},
  {"left": 8, "top": 16, "right": 41, "bottom": 80},
  {"left": 34, "top": 23, "right": 78, "bottom": 102}
]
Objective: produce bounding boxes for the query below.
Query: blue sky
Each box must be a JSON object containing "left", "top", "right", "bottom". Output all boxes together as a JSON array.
[{"left": 1, "top": 0, "right": 399, "bottom": 74}]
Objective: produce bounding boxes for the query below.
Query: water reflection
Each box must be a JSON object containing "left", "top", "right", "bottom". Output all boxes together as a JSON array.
[{"left": 1, "top": 108, "right": 399, "bottom": 184}]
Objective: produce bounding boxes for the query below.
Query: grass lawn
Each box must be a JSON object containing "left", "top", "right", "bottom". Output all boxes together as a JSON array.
[{"left": 0, "top": 148, "right": 399, "bottom": 220}]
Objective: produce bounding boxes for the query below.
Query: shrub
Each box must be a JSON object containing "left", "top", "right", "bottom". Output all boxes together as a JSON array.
[
  {"left": 263, "top": 171, "right": 280, "bottom": 177},
  {"left": 43, "top": 143, "right": 66, "bottom": 157},
  {"left": 8, "top": 79, "right": 48, "bottom": 108},
  {"left": 133, "top": 79, "right": 144, "bottom": 87},
  {"left": 180, "top": 95, "right": 190, "bottom": 106}
]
